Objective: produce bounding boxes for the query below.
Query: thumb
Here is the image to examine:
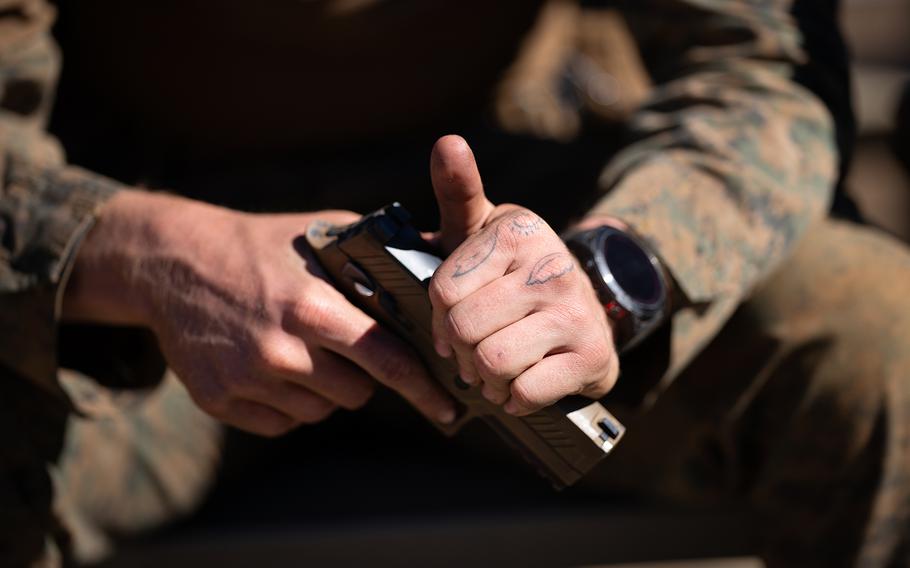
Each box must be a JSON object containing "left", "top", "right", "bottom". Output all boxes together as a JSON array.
[{"left": 431, "top": 135, "right": 495, "bottom": 254}]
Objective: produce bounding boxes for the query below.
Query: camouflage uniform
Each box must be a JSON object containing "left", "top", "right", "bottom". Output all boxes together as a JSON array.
[{"left": 1, "top": 0, "right": 908, "bottom": 566}]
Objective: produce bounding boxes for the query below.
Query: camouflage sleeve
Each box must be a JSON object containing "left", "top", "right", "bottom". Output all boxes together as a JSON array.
[
  {"left": 591, "top": 0, "right": 839, "bottom": 383},
  {"left": 0, "top": 0, "right": 122, "bottom": 398}
]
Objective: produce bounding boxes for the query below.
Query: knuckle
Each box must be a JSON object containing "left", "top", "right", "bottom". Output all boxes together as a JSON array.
[
  {"left": 500, "top": 222, "right": 519, "bottom": 247},
  {"left": 574, "top": 341, "right": 617, "bottom": 397},
  {"left": 510, "top": 378, "right": 543, "bottom": 411},
  {"left": 580, "top": 336, "right": 615, "bottom": 374},
  {"left": 293, "top": 296, "right": 337, "bottom": 337},
  {"left": 226, "top": 373, "right": 265, "bottom": 398},
  {"left": 444, "top": 305, "right": 475, "bottom": 344},
  {"left": 192, "top": 379, "right": 231, "bottom": 415},
  {"left": 473, "top": 342, "right": 510, "bottom": 382},
  {"left": 493, "top": 224, "right": 521, "bottom": 259},
  {"left": 429, "top": 275, "right": 459, "bottom": 310},
  {"left": 374, "top": 354, "right": 413, "bottom": 386},
  {"left": 253, "top": 334, "right": 303, "bottom": 375}
]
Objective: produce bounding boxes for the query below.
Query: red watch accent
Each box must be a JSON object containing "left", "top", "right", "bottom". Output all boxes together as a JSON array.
[{"left": 604, "top": 299, "right": 627, "bottom": 319}]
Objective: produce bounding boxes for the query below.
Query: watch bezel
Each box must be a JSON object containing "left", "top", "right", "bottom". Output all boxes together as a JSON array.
[
  {"left": 565, "top": 225, "right": 669, "bottom": 352},
  {"left": 590, "top": 227, "right": 667, "bottom": 320}
]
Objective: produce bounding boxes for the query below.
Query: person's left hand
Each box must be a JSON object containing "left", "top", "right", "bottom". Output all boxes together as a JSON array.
[{"left": 428, "top": 135, "right": 619, "bottom": 416}]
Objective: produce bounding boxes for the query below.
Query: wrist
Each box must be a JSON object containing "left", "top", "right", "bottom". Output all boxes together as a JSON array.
[
  {"left": 563, "top": 220, "right": 671, "bottom": 352},
  {"left": 61, "top": 189, "right": 237, "bottom": 327}
]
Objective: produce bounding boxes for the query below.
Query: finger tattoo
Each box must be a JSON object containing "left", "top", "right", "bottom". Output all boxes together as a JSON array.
[
  {"left": 453, "top": 230, "right": 498, "bottom": 277},
  {"left": 501, "top": 210, "right": 544, "bottom": 237},
  {"left": 526, "top": 253, "right": 575, "bottom": 286}
]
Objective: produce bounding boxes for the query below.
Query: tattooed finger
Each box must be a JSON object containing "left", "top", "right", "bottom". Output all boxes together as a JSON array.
[
  {"left": 495, "top": 209, "right": 545, "bottom": 237},
  {"left": 526, "top": 252, "right": 575, "bottom": 286},
  {"left": 453, "top": 229, "right": 498, "bottom": 277}
]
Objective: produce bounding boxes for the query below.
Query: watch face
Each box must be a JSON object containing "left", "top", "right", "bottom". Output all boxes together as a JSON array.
[{"left": 602, "top": 232, "right": 662, "bottom": 306}]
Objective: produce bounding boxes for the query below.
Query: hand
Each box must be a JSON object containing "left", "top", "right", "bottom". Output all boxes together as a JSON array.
[
  {"left": 428, "top": 135, "right": 619, "bottom": 415},
  {"left": 63, "top": 192, "right": 455, "bottom": 436}
]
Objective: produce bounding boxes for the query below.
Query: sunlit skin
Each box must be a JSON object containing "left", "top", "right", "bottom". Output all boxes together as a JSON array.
[
  {"left": 427, "top": 136, "right": 619, "bottom": 415},
  {"left": 62, "top": 135, "right": 619, "bottom": 434}
]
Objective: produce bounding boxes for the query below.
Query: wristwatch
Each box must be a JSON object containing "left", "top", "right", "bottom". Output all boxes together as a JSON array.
[{"left": 563, "top": 224, "right": 669, "bottom": 353}]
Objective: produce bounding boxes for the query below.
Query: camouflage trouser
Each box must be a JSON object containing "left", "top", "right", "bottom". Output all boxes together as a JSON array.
[
  {"left": 584, "top": 218, "right": 910, "bottom": 567},
  {"left": 22, "top": 218, "right": 910, "bottom": 567}
]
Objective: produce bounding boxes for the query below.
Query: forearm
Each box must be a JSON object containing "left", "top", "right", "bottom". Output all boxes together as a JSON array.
[
  {"left": 62, "top": 190, "right": 237, "bottom": 327},
  {"left": 600, "top": 0, "right": 838, "bottom": 306},
  {"left": 569, "top": 0, "right": 841, "bottom": 403}
]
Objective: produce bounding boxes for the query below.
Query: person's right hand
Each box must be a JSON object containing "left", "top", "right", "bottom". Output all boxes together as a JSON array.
[{"left": 62, "top": 190, "right": 456, "bottom": 436}]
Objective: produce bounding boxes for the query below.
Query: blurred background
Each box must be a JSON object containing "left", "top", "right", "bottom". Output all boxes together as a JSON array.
[{"left": 843, "top": 0, "right": 910, "bottom": 244}]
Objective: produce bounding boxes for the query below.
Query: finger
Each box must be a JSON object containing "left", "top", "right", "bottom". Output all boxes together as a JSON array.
[
  {"left": 303, "top": 300, "right": 457, "bottom": 424},
  {"left": 241, "top": 379, "right": 339, "bottom": 423},
  {"left": 335, "top": 326, "right": 456, "bottom": 424},
  {"left": 431, "top": 135, "right": 495, "bottom": 253},
  {"left": 253, "top": 335, "right": 376, "bottom": 410},
  {"left": 305, "top": 349, "right": 377, "bottom": 410},
  {"left": 442, "top": 269, "right": 537, "bottom": 348},
  {"left": 432, "top": 207, "right": 551, "bottom": 303},
  {"left": 502, "top": 352, "right": 600, "bottom": 416},
  {"left": 429, "top": 223, "right": 515, "bottom": 357},
  {"left": 440, "top": 270, "right": 536, "bottom": 386},
  {"left": 217, "top": 398, "right": 297, "bottom": 438},
  {"left": 449, "top": 340, "right": 480, "bottom": 386},
  {"left": 474, "top": 311, "right": 566, "bottom": 404},
  {"left": 429, "top": 239, "right": 568, "bottom": 357}
]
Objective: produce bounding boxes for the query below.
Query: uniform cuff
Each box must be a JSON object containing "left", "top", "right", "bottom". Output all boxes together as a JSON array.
[{"left": 0, "top": 156, "right": 121, "bottom": 397}]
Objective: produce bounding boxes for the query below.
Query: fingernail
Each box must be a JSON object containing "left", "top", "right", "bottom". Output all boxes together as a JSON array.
[
  {"left": 480, "top": 385, "right": 498, "bottom": 403},
  {"left": 438, "top": 407, "right": 457, "bottom": 424},
  {"left": 504, "top": 401, "right": 519, "bottom": 415},
  {"left": 434, "top": 339, "right": 453, "bottom": 358},
  {"left": 459, "top": 371, "right": 477, "bottom": 385}
]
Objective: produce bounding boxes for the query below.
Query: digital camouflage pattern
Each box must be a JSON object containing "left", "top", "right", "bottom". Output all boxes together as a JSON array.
[
  {"left": 0, "top": 0, "right": 908, "bottom": 566},
  {"left": 51, "top": 370, "right": 221, "bottom": 563},
  {"left": 590, "top": 0, "right": 840, "bottom": 392}
]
